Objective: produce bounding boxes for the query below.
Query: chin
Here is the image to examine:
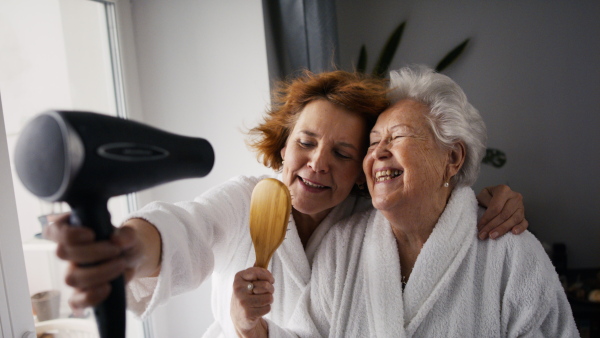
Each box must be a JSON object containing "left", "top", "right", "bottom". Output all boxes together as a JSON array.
[
  {"left": 296, "top": 203, "right": 322, "bottom": 215},
  {"left": 371, "top": 196, "right": 395, "bottom": 212},
  {"left": 291, "top": 198, "right": 314, "bottom": 213},
  {"left": 294, "top": 199, "right": 332, "bottom": 217}
]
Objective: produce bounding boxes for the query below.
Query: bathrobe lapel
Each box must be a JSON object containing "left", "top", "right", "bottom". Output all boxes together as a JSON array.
[
  {"left": 276, "top": 194, "right": 363, "bottom": 289},
  {"left": 275, "top": 218, "right": 312, "bottom": 287},
  {"left": 403, "top": 187, "right": 478, "bottom": 335},
  {"left": 365, "top": 211, "right": 407, "bottom": 337}
]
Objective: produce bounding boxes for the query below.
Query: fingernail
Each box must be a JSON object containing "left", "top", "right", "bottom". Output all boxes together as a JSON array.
[
  {"left": 479, "top": 232, "right": 487, "bottom": 240},
  {"left": 490, "top": 231, "right": 499, "bottom": 239}
]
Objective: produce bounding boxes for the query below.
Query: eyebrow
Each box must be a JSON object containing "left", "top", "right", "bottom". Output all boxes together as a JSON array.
[
  {"left": 370, "top": 124, "right": 414, "bottom": 135},
  {"left": 299, "top": 130, "right": 360, "bottom": 151}
]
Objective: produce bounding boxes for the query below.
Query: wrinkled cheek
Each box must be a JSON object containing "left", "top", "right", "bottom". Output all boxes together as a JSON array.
[
  {"left": 281, "top": 165, "right": 293, "bottom": 185},
  {"left": 426, "top": 157, "right": 446, "bottom": 184},
  {"left": 282, "top": 170, "right": 297, "bottom": 201},
  {"left": 414, "top": 147, "right": 446, "bottom": 187}
]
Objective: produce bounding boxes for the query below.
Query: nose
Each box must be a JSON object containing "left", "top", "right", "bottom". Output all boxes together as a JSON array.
[
  {"left": 307, "top": 147, "right": 330, "bottom": 173},
  {"left": 371, "top": 138, "right": 391, "bottom": 160}
]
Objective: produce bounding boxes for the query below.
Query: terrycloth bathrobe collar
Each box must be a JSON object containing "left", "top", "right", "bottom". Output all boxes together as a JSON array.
[
  {"left": 274, "top": 187, "right": 369, "bottom": 298},
  {"left": 365, "top": 186, "right": 477, "bottom": 336}
]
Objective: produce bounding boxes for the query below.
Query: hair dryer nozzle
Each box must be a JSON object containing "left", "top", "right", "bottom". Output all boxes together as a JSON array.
[
  {"left": 14, "top": 111, "right": 83, "bottom": 201},
  {"left": 14, "top": 110, "right": 215, "bottom": 202}
]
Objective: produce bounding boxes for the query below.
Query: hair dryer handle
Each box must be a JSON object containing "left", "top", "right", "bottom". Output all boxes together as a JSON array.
[
  {"left": 69, "top": 201, "right": 126, "bottom": 338},
  {"left": 94, "top": 276, "right": 126, "bottom": 338}
]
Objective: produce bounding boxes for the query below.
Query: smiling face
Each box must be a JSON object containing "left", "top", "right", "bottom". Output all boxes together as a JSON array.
[
  {"left": 363, "top": 99, "right": 452, "bottom": 214},
  {"left": 280, "top": 99, "right": 367, "bottom": 222}
]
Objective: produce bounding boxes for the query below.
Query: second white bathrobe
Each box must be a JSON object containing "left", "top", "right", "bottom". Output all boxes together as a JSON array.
[{"left": 270, "top": 186, "right": 578, "bottom": 337}]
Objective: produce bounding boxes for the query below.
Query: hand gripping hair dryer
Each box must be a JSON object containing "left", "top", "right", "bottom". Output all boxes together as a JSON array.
[{"left": 14, "top": 110, "right": 214, "bottom": 338}]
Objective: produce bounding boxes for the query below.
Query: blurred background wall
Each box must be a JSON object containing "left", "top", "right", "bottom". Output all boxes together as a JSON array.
[{"left": 336, "top": 0, "right": 600, "bottom": 269}]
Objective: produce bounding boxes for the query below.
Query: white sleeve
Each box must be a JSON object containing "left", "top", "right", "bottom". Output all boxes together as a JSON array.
[
  {"left": 501, "top": 232, "right": 580, "bottom": 337},
  {"left": 125, "top": 175, "right": 261, "bottom": 318}
]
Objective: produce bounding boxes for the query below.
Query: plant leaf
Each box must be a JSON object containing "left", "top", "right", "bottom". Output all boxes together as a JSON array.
[
  {"left": 435, "top": 38, "right": 470, "bottom": 72},
  {"left": 372, "top": 21, "right": 406, "bottom": 78},
  {"left": 482, "top": 148, "right": 507, "bottom": 168},
  {"left": 356, "top": 45, "right": 367, "bottom": 73}
]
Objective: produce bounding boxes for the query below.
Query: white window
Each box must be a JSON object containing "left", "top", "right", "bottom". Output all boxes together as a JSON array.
[{"left": 0, "top": 0, "right": 146, "bottom": 336}]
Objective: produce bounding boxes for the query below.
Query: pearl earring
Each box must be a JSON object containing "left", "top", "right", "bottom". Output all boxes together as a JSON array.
[{"left": 444, "top": 182, "right": 449, "bottom": 187}]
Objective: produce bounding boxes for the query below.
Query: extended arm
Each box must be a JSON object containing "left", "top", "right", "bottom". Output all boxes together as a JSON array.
[{"left": 48, "top": 176, "right": 260, "bottom": 316}]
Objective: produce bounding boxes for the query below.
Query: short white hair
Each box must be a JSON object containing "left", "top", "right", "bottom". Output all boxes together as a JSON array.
[{"left": 387, "top": 65, "right": 487, "bottom": 187}]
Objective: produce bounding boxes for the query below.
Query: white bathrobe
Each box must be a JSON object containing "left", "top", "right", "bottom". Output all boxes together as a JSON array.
[
  {"left": 269, "top": 186, "right": 579, "bottom": 337},
  {"left": 124, "top": 175, "right": 372, "bottom": 338}
]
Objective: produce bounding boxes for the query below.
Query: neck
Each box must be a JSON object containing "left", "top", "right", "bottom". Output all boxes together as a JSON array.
[
  {"left": 384, "top": 188, "right": 452, "bottom": 282},
  {"left": 292, "top": 208, "right": 330, "bottom": 248}
]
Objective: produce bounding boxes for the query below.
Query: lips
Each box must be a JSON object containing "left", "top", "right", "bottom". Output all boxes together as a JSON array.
[
  {"left": 299, "top": 176, "right": 329, "bottom": 189},
  {"left": 374, "top": 169, "right": 403, "bottom": 182}
]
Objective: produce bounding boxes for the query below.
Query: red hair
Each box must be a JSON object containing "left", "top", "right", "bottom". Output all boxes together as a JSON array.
[{"left": 248, "top": 70, "right": 389, "bottom": 170}]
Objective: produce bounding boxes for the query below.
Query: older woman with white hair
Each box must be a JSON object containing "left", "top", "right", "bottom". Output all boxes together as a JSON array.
[{"left": 233, "top": 66, "right": 578, "bottom": 337}]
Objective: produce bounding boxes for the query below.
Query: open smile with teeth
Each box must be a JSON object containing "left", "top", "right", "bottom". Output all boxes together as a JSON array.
[
  {"left": 300, "top": 177, "right": 327, "bottom": 189},
  {"left": 374, "top": 169, "right": 403, "bottom": 182}
]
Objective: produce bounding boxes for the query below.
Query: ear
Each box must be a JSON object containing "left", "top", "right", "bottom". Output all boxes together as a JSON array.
[
  {"left": 445, "top": 142, "right": 466, "bottom": 181},
  {"left": 280, "top": 146, "right": 287, "bottom": 162}
]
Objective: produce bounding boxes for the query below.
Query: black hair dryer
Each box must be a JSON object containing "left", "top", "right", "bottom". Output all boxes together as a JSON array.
[{"left": 14, "top": 110, "right": 215, "bottom": 338}]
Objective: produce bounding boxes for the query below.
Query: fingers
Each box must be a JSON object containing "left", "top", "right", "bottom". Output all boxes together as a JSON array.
[
  {"left": 478, "top": 208, "right": 523, "bottom": 239},
  {"left": 64, "top": 257, "right": 126, "bottom": 309},
  {"left": 475, "top": 187, "right": 493, "bottom": 223},
  {"left": 246, "top": 280, "right": 275, "bottom": 296},
  {"left": 232, "top": 268, "right": 275, "bottom": 320},
  {"left": 476, "top": 185, "right": 518, "bottom": 227},
  {"left": 234, "top": 267, "right": 274, "bottom": 300},
  {"left": 510, "top": 218, "right": 529, "bottom": 235},
  {"left": 65, "top": 259, "right": 126, "bottom": 290},
  {"left": 69, "top": 284, "right": 111, "bottom": 311},
  {"left": 61, "top": 227, "right": 138, "bottom": 288},
  {"left": 237, "top": 293, "right": 273, "bottom": 318},
  {"left": 42, "top": 213, "right": 71, "bottom": 240},
  {"left": 44, "top": 215, "right": 95, "bottom": 245},
  {"left": 47, "top": 214, "right": 133, "bottom": 266},
  {"left": 477, "top": 185, "right": 527, "bottom": 240},
  {"left": 478, "top": 197, "right": 524, "bottom": 237},
  {"left": 242, "top": 266, "right": 275, "bottom": 285},
  {"left": 57, "top": 240, "right": 123, "bottom": 265},
  {"left": 45, "top": 213, "right": 136, "bottom": 310},
  {"left": 478, "top": 205, "right": 525, "bottom": 239}
]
